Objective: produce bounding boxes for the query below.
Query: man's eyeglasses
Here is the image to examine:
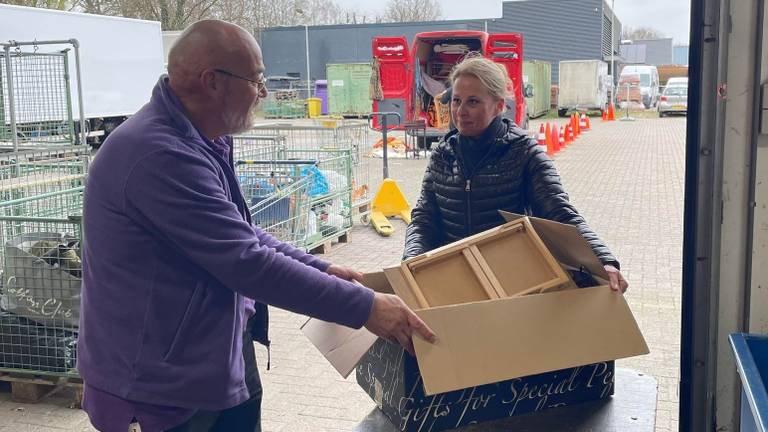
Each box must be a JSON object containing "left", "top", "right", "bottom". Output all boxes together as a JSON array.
[{"left": 213, "top": 68, "right": 266, "bottom": 92}]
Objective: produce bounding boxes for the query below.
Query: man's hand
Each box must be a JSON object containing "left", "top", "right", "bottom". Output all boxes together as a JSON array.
[
  {"left": 604, "top": 265, "right": 628, "bottom": 293},
  {"left": 326, "top": 264, "right": 364, "bottom": 282},
  {"left": 364, "top": 292, "right": 437, "bottom": 356}
]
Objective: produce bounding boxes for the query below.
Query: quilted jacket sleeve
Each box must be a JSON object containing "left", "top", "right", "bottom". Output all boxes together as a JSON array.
[
  {"left": 522, "top": 139, "right": 620, "bottom": 269},
  {"left": 403, "top": 159, "right": 445, "bottom": 260}
]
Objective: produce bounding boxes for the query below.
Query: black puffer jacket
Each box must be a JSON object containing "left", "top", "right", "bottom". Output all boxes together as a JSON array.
[{"left": 403, "top": 118, "right": 619, "bottom": 269}]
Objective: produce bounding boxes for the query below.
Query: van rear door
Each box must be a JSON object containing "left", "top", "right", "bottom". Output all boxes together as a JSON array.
[
  {"left": 371, "top": 36, "right": 411, "bottom": 128},
  {"left": 485, "top": 33, "right": 525, "bottom": 126}
]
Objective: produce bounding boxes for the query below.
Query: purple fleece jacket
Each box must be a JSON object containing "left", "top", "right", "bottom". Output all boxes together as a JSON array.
[{"left": 77, "top": 76, "right": 374, "bottom": 410}]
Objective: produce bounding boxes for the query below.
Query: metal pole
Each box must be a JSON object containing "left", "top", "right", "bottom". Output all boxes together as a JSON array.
[
  {"left": 381, "top": 115, "right": 388, "bottom": 179},
  {"left": 71, "top": 39, "right": 87, "bottom": 147},
  {"left": 305, "top": 24, "right": 311, "bottom": 99},
  {"left": 611, "top": 0, "right": 616, "bottom": 108},
  {"left": 3, "top": 45, "right": 19, "bottom": 152}
]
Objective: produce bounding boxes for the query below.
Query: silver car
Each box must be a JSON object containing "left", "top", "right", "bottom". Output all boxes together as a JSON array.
[{"left": 658, "top": 85, "right": 688, "bottom": 117}]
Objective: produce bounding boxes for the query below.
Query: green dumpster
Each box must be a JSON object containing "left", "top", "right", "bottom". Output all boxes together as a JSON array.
[
  {"left": 326, "top": 63, "right": 372, "bottom": 117},
  {"left": 523, "top": 60, "right": 552, "bottom": 119}
]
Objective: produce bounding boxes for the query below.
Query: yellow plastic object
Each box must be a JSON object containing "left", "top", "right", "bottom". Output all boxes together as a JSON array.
[
  {"left": 370, "top": 178, "right": 412, "bottom": 236},
  {"left": 370, "top": 211, "right": 394, "bottom": 236},
  {"left": 307, "top": 98, "right": 322, "bottom": 118}
]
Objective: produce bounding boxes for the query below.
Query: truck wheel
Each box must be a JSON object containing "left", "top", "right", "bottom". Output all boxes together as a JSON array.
[{"left": 557, "top": 109, "right": 569, "bottom": 118}]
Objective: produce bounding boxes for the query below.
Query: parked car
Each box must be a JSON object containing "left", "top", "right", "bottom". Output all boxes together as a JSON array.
[
  {"left": 620, "top": 65, "right": 660, "bottom": 108},
  {"left": 658, "top": 84, "right": 688, "bottom": 117}
]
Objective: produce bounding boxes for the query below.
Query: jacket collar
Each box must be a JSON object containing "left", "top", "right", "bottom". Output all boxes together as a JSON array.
[
  {"left": 151, "top": 75, "right": 231, "bottom": 154},
  {"left": 444, "top": 117, "right": 514, "bottom": 150}
]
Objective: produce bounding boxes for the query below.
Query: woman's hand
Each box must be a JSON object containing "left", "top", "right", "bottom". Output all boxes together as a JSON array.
[{"left": 604, "top": 265, "right": 628, "bottom": 293}]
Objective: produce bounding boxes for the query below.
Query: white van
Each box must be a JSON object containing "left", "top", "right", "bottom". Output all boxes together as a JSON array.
[{"left": 619, "top": 65, "right": 660, "bottom": 108}]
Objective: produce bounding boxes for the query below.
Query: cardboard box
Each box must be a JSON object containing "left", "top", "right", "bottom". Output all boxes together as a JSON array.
[
  {"left": 302, "top": 212, "right": 648, "bottom": 424},
  {"left": 356, "top": 338, "right": 615, "bottom": 432}
]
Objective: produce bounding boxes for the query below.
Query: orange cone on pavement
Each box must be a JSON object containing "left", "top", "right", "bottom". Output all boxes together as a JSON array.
[
  {"left": 552, "top": 124, "right": 560, "bottom": 151},
  {"left": 570, "top": 114, "right": 578, "bottom": 139},
  {"left": 537, "top": 123, "right": 546, "bottom": 147},
  {"left": 546, "top": 126, "right": 556, "bottom": 155},
  {"left": 585, "top": 115, "right": 591, "bottom": 130},
  {"left": 601, "top": 110, "right": 607, "bottom": 121},
  {"left": 575, "top": 113, "right": 582, "bottom": 136},
  {"left": 564, "top": 124, "right": 571, "bottom": 144},
  {"left": 568, "top": 123, "right": 575, "bottom": 142},
  {"left": 580, "top": 114, "right": 588, "bottom": 131},
  {"left": 559, "top": 126, "right": 566, "bottom": 150},
  {"left": 545, "top": 122, "right": 552, "bottom": 145},
  {"left": 608, "top": 104, "right": 616, "bottom": 121}
]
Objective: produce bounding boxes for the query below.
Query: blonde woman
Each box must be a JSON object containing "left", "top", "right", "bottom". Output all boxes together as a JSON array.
[{"left": 404, "top": 55, "right": 628, "bottom": 293}]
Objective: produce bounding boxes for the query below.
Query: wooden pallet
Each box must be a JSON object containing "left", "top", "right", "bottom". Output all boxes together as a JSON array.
[
  {"left": 308, "top": 229, "right": 351, "bottom": 254},
  {"left": 0, "top": 372, "right": 83, "bottom": 408}
]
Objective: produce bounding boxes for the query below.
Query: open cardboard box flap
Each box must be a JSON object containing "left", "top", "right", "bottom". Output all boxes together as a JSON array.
[
  {"left": 499, "top": 211, "right": 609, "bottom": 279},
  {"left": 302, "top": 216, "right": 649, "bottom": 395}
]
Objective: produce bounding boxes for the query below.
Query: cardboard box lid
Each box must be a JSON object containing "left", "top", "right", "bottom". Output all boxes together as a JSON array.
[{"left": 499, "top": 211, "right": 609, "bottom": 279}]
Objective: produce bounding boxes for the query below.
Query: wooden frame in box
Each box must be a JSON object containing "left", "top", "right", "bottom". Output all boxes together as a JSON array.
[{"left": 399, "top": 218, "right": 573, "bottom": 308}]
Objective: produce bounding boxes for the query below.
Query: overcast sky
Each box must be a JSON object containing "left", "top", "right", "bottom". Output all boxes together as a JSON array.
[{"left": 331, "top": 0, "right": 691, "bottom": 44}]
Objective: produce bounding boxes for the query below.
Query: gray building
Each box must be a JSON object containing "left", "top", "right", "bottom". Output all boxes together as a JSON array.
[
  {"left": 618, "top": 38, "right": 674, "bottom": 66},
  {"left": 260, "top": 0, "right": 622, "bottom": 85},
  {"left": 673, "top": 45, "right": 689, "bottom": 65}
]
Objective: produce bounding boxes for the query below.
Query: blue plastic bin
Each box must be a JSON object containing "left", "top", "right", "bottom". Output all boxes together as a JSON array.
[
  {"left": 251, "top": 196, "right": 291, "bottom": 225},
  {"left": 729, "top": 333, "right": 768, "bottom": 432}
]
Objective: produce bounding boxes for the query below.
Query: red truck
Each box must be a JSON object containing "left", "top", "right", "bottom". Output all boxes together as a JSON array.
[{"left": 371, "top": 31, "right": 529, "bottom": 143}]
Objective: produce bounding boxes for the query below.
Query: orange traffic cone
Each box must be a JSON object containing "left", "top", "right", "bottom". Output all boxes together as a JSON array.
[
  {"left": 564, "top": 124, "right": 571, "bottom": 144},
  {"left": 608, "top": 104, "right": 616, "bottom": 121},
  {"left": 601, "top": 109, "right": 608, "bottom": 121},
  {"left": 537, "top": 123, "right": 546, "bottom": 147},
  {"left": 568, "top": 123, "right": 575, "bottom": 142},
  {"left": 585, "top": 115, "right": 591, "bottom": 130},
  {"left": 552, "top": 124, "right": 560, "bottom": 151},
  {"left": 576, "top": 113, "right": 582, "bottom": 136},
  {"left": 545, "top": 122, "right": 552, "bottom": 145},
  {"left": 580, "top": 114, "right": 588, "bottom": 131},
  {"left": 570, "top": 114, "right": 578, "bottom": 139},
  {"left": 559, "top": 126, "right": 566, "bottom": 150},
  {"left": 546, "top": 127, "right": 556, "bottom": 155}
]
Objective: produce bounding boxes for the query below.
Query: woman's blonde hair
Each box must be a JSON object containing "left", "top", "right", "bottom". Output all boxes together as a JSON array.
[{"left": 449, "top": 53, "right": 511, "bottom": 101}]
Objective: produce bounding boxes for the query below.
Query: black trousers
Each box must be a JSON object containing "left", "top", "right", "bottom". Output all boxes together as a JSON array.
[{"left": 166, "top": 323, "right": 263, "bottom": 432}]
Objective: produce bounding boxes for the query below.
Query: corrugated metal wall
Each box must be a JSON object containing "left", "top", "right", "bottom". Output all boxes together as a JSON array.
[
  {"left": 673, "top": 45, "right": 690, "bottom": 65},
  {"left": 620, "top": 39, "right": 674, "bottom": 66},
  {"left": 487, "top": 0, "right": 604, "bottom": 83},
  {"left": 260, "top": 0, "right": 620, "bottom": 85},
  {"left": 262, "top": 21, "right": 480, "bottom": 84}
]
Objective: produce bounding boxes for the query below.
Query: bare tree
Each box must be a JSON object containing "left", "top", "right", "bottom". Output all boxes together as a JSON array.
[
  {"left": 382, "top": 0, "right": 441, "bottom": 23},
  {"left": 622, "top": 26, "right": 666, "bottom": 41},
  {"left": 1, "top": 0, "right": 70, "bottom": 10}
]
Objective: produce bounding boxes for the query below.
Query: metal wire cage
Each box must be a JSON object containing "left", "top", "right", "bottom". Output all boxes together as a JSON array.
[
  {"left": 0, "top": 147, "right": 87, "bottom": 377},
  {"left": 1, "top": 40, "right": 86, "bottom": 150},
  {"left": 232, "top": 134, "right": 286, "bottom": 162},
  {"left": 283, "top": 148, "right": 353, "bottom": 251},
  {"left": 249, "top": 122, "right": 372, "bottom": 218},
  {"left": 235, "top": 159, "right": 315, "bottom": 248}
]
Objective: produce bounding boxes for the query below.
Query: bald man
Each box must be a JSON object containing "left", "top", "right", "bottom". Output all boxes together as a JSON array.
[{"left": 78, "top": 20, "right": 434, "bottom": 432}]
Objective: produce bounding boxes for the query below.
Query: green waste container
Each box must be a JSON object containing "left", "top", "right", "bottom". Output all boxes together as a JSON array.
[
  {"left": 326, "top": 63, "right": 372, "bottom": 117},
  {"left": 523, "top": 60, "right": 552, "bottom": 119}
]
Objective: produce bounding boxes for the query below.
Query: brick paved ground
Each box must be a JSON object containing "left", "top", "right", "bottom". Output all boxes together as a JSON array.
[{"left": 0, "top": 116, "right": 686, "bottom": 431}]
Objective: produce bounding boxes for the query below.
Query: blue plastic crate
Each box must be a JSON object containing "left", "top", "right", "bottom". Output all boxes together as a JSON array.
[{"left": 730, "top": 333, "right": 768, "bottom": 432}]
